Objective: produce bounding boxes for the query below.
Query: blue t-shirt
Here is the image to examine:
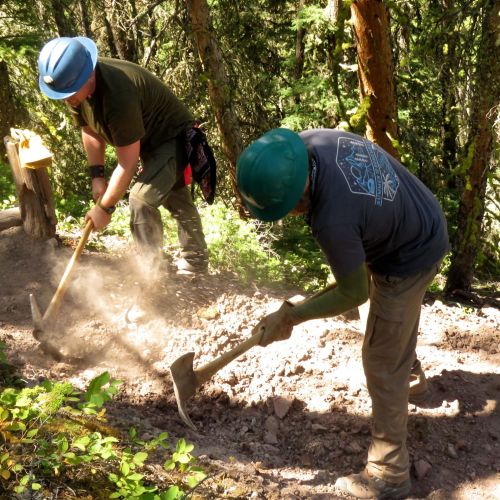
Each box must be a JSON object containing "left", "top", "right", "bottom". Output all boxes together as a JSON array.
[{"left": 301, "top": 129, "right": 449, "bottom": 277}]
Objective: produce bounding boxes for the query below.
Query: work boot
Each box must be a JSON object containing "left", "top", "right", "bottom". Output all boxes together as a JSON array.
[
  {"left": 409, "top": 359, "right": 430, "bottom": 404},
  {"left": 335, "top": 469, "right": 411, "bottom": 499},
  {"left": 175, "top": 257, "right": 208, "bottom": 276}
]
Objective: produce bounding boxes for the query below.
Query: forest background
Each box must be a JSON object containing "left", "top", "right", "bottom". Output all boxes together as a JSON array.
[{"left": 0, "top": 0, "right": 499, "bottom": 296}]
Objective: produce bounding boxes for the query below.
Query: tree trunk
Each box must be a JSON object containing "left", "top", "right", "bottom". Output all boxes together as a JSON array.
[
  {"left": 184, "top": 0, "right": 245, "bottom": 209},
  {"left": 445, "top": 0, "right": 499, "bottom": 292},
  {"left": 326, "top": 0, "right": 349, "bottom": 123},
  {"left": 50, "top": 0, "right": 77, "bottom": 36},
  {"left": 78, "top": 0, "right": 93, "bottom": 37},
  {"left": 351, "top": 0, "right": 399, "bottom": 159},
  {"left": 105, "top": 0, "right": 137, "bottom": 61},
  {"left": 3, "top": 137, "right": 57, "bottom": 240},
  {"left": 440, "top": 0, "right": 459, "bottom": 179},
  {"left": 294, "top": 0, "right": 306, "bottom": 105},
  {"left": 0, "top": 61, "right": 17, "bottom": 141}
]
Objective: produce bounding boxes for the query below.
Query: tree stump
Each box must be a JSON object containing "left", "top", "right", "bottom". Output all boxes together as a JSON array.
[{"left": 3, "top": 136, "right": 56, "bottom": 239}]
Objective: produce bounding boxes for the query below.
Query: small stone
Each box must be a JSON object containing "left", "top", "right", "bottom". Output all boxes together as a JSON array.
[
  {"left": 273, "top": 396, "right": 294, "bottom": 419},
  {"left": 414, "top": 459, "right": 432, "bottom": 480},
  {"left": 263, "top": 430, "right": 278, "bottom": 445},
  {"left": 447, "top": 443, "right": 458, "bottom": 459}
]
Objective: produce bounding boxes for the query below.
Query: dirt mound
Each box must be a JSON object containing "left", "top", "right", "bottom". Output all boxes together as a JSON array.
[{"left": 1, "top": 226, "right": 499, "bottom": 498}]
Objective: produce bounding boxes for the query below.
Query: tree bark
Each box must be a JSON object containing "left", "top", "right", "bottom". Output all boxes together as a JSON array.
[
  {"left": 78, "top": 0, "right": 93, "bottom": 37},
  {"left": 351, "top": 0, "right": 399, "bottom": 159},
  {"left": 440, "top": 0, "right": 459, "bottom": 179},
  {"left": 0, "top": 61, "right": 17, "bottom": 141},
  {"left": 105, "top": 0, "right": 138, "bottom": 61},
  {"left": 3, "top": 137, "right": 57, "bottom": 240},
  {"left": 294, "top": 0, "right": 306, "bottom": 105},
  {"left": 184, "top": 0, "right": 245, "bottom": 209},
  {"left": 445, "top": 0, "right": 499, "bottom": 292},
  {"left": 50, "top": 0, "right": 77, "bottom": 36}
]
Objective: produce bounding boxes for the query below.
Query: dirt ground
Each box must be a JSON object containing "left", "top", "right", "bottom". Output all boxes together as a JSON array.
[{"left": 0, "top": 225, "right": 499, "bottom": 499}]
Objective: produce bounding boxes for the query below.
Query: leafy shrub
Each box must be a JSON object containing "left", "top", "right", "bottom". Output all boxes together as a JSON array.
[{"left": 0, "top": 371, "right": 205, "bottom": 498}]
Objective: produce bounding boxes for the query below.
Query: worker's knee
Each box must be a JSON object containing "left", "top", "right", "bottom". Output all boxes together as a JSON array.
[{"left": 129, "top": 195, "right": 161, "bottom": 226}]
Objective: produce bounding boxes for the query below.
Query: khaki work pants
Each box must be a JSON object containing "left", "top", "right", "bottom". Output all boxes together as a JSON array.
[
  {"left": 363, "top": 260, "right": 441, "bottom": 483},
  {"left": 129, "top": 137, "right": 208, "bottom": 267}
]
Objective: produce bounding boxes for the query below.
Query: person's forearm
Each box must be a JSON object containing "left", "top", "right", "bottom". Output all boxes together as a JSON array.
[
  {"left": 82, "top": 126, "right": 105, "bottom": 164},
  {"left": 100, "top": 165, "right": 136, "bottom": 207},
  {"left": 100, "top": 140, "right": 141, "bottom": 208},
  {"left": 292, "top": 264, "right": 369, "bottom": 322}
]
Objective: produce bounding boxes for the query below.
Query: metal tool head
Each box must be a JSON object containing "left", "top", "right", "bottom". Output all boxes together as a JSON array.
[
  {"left": 170, "top": 351, "right": 199, "bottom": 430},
  {"left": 29, "top": 293, "right": 64, "bottom": 362}
]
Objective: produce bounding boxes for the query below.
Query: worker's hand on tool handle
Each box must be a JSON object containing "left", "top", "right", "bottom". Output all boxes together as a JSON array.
[
  {"left": 91, "top": 177, "right": 108, "bottom": 202},
  {"left": 256, "top": 301, "right": 302, "bottom": 347},
  {"left": 85, "top": 204, "right": 111, "bottom": 230}
]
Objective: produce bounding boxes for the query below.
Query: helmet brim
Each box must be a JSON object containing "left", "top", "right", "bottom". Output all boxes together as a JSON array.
[
  {"left": 239, "top": 128, "right": 309, "bottom": 222},
  {"left": 39, "top": 37, "right": 98, "bottom": 99}
]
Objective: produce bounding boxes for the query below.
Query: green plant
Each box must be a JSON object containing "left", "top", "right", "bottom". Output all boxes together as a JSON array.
[{"left": 0, "top": 371, "right": 205, "bottom": 497}]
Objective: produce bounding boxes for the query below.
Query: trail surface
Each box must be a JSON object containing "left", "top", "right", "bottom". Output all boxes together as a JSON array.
[{"left": 1, "top": 226, "right": 499, "bottom": 499}]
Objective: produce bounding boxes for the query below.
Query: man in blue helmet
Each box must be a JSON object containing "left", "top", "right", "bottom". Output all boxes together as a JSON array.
[
  {"left": 237, "top": 128, "right": 449, "bottom": 499},
  {"left": 37, "top": 36, "right": 208, "bottom": 275}
]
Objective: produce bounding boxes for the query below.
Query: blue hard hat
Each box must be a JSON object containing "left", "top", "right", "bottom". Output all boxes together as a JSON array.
[
  {"left": 38, "top": 37, "right": 98, "bottom": 99},
  {"left": 236, "top": 128, "right": 309, "bottom": 222}
]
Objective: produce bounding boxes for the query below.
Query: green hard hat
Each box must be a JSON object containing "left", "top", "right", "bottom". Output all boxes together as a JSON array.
[{"left": 236, "top": 128, "right": 309, "bottom": 222}]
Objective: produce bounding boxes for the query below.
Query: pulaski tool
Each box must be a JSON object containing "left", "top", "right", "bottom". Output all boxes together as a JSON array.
[
  {"left": 170, "top": 325, "right": 265, "bottom": 430},
  {"left": 30, "top": 215, "right": 96, "bottom": 361}
]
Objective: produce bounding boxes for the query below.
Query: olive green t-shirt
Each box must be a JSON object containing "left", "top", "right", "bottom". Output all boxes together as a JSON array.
[{"left": 70, "top": 58, "right": 194, "bottom": 155}]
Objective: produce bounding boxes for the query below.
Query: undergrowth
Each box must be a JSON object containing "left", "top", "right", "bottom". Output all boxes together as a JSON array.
[{"left": 0, "top": 370, "right": 205, "bottom": 498}]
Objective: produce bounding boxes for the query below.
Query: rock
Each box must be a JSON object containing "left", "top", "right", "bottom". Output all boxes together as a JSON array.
[
  {"left": 311, "top": 423, "right": 328, "bottom": 432},
  {"left": 414, "top": 459, "right": 432, "bottom": 480},
  {"left": 273, "top": 396, "right": 294, "bottom": 419},
  {"left": 447, "top": 443, "right": 458, "bottom": 459},
  {"left": 264, "top": 416, "right": 280, "bottom": 434},
  {"left": 263, "top": 430, "right": 278, "bottom": 445}
]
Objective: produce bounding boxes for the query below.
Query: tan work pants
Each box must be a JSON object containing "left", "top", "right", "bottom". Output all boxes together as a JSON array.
[{"left": 363, "top": 260, "right": 441, "bottom": 482}]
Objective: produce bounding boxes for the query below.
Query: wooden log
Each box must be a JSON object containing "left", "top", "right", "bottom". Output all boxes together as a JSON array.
[
  {"left": 0, "top": 207, "right": 22, "bottom": 231},
  {"left": 3, "top": 136, "right": 56, "bottom": 240}
]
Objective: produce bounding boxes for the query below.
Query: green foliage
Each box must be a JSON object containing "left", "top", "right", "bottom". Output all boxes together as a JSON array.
[
  {"left": 0, "top": 371, "right": 205, "bottom": 497},
  {"left": 0, "top": 161, "right": 17, "bottom": 210},
  {"left": 201, "top": 203, "right": 283, "bottom": 283}
]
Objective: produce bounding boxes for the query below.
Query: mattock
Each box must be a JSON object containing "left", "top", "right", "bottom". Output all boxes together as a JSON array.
[
  {"left": 170, "top": 325, "right": 265, "bottom": 430},
  {"left": 30, "top": 216, "right": 95, "bottom": 361}
]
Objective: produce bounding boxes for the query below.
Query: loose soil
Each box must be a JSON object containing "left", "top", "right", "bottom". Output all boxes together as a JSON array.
[{"left": 1, "top": 226, "right": 499, "bottom": 499}]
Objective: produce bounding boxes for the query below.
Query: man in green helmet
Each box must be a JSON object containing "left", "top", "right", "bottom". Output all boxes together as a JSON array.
[
  {"left": 236, "top": 128, "right": 449, "bottom": 499},
  {"left": 37, "top": 36, "right": 208, "bottom": 275}
]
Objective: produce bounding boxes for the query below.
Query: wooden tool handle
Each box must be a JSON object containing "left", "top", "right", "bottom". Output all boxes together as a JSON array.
[
  {"left": 195, "top": 326, "right": 264, "bottom": 385},
  {"left": 42, "top": 218, "right": 94, "bottom": 321}
]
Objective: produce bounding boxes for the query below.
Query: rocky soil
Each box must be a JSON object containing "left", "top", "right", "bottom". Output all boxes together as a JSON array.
[{"left": 1, "top": 225, "right": 499, "bottom": 499}]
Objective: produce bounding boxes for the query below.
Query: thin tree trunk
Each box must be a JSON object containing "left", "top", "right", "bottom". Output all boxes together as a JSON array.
[
  {"left": 78, "top": 0, "right": 92, "bottom": 37},
  {"left": 351, "top": 0, "right": 399, "bottom": 159},
  {"left": 326, "top": 0, "right": 349, "bottom": 123},
  {"left": 185, "top": 0, "right": 245, "bottom": 209},
  {"left": 294, "top": 0, "right": 306, "bottom": 105},
  {"left": 106, "top": 0, "right": 137, "bottom": 61},
  {"left": 440, "top": 0, "right": 458, "bottom": 179},
  {"left": 445, "top": 0, "right": 499, "bottom": 292},
  {"left": 50, "top": 0, "right": 76, "bottom": 36},
  {"left": 0, "top": 61, "right": 16, "bottom": 140}
]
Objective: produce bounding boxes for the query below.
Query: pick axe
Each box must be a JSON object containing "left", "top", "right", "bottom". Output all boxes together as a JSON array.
[
  {"left": 170, "top": 325, "right": 265, "bottom": 430},
  {"left": 30, "top": 216, "right": 95, "bottom": 361}
]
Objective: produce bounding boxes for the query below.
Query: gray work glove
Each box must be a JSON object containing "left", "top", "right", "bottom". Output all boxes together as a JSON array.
[{"left": 256, "top": 301, "right": 302, "bottom": 347}]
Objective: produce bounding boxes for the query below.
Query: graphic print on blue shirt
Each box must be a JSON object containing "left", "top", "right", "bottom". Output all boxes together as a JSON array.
[{"left": 335, "top": 137, "right": 399, "bottom": 206}]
